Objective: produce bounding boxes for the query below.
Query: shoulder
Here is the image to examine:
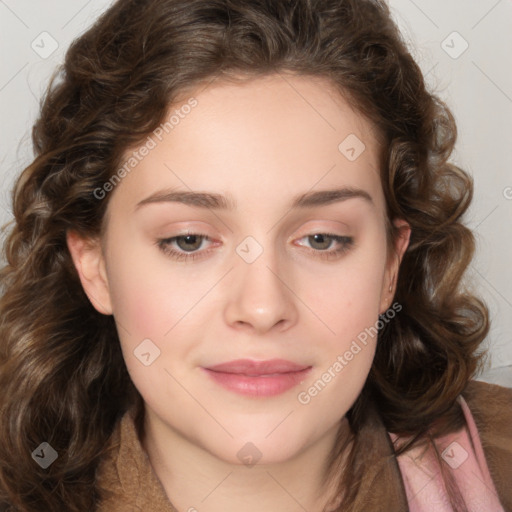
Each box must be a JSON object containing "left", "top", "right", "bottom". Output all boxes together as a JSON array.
[
  {"left": 463, "top": 378, "right": 512, "bottom": 406},
  {"left": 95, "top": 406, "right": 177, "bottom": 512},
  {"left": 462, "top": 380, "right": 512, "bottom": 510},
  {"left": 462, "top": 379, "right": 512, "bottom": 438}
]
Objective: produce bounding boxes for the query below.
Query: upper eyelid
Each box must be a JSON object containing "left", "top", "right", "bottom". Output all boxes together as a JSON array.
[{"left": 157, "top": 216, "right": 351, "bottom": 239}]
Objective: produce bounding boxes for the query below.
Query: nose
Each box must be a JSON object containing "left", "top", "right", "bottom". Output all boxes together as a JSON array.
[{"left": 223, "top": 244, "right": 299, "bottom": 335}]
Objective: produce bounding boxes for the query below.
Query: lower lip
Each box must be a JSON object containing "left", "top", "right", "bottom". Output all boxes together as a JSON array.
[{"left": 202, "top": 367, "right": 312, "bottom": 397}]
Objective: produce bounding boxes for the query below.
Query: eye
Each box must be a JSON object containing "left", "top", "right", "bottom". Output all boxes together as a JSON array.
[
  {"left": 156, "top": 233, "right": 214, "bottom": 261},
  {"left": 156, "top": 232, "right": 354, "bottom": 262},
  {"left": 295, "top": 233, "right": 354, "bottom": 260}
]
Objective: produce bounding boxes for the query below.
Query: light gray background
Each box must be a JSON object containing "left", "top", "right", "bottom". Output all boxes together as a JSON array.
[{"left": 1, "top": 0, "right": 511, "bottom": 386}]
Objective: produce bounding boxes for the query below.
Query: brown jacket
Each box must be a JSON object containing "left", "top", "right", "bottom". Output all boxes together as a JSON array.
[{"left": 95, "top": 380, "right": 512, "bottom": 511}]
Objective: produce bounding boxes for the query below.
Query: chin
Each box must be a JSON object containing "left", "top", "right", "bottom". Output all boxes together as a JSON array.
[{"left": 203, "top": 430, "right": 311, "bottom": 468}]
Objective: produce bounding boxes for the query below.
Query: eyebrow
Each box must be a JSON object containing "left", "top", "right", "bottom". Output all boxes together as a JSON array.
[{"left": 134, "top": 186, "right": 374, "bottom": 211}]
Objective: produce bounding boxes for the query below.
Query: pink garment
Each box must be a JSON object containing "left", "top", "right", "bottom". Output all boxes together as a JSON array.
[{"left": 389, "top": 396, "right": 505, "bottom": 511}]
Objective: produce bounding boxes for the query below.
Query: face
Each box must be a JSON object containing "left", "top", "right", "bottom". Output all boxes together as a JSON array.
[{"left": 68, "top": 73, "right": 410, "bottom": 466}]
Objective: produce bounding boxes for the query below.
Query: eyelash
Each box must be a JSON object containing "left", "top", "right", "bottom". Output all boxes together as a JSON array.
[{"left": 156, "top": 232, "right": 354, "bottom": 262}]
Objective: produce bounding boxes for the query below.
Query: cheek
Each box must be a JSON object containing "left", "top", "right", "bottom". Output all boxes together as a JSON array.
[
  {"left": 304, "top": 245, "right": 387, "bottom": 342},
  {"left": 298, "top": 232, "right": 387, "bottom": 412},
  {"left": 104, "top": 239, "right": 213, "bottom": 390},
  {"left": 105, "top": 236, "right": 206, "bottom": 337},
  {"left": 108, "top": 264, "right": 170, "bottom": 338},
  {"left": 295, "top": 264, "right": 384, "bottom": 424},
  {"left": 104, "top": 249, "right": 193, "bottom": 403}
]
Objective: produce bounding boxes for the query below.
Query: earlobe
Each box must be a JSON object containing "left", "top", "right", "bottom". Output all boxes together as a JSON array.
[{"left": 66, "top": 230, "right": 113, "bottom": 315}]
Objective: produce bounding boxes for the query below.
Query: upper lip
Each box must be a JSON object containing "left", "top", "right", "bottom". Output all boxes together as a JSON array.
[{"left": 204, "top": 359, "right": 311, "bottom": 376}]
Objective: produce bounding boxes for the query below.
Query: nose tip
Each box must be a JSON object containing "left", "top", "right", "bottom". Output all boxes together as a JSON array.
[
  {"left": 233, "top": 312, "right": 287, "bottom": 334},
  {"left": 223, "top": 257, "right": 298, "bottom": 335}
]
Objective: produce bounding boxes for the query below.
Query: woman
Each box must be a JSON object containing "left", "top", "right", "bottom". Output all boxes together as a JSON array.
[{"left": 0, "top": 0, "right": 510, "bottom": 510}]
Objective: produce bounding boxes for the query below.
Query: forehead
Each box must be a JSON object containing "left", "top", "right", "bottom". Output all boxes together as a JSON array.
[{"left": 107, "top": 73, "right": 385, "bottom": 217}]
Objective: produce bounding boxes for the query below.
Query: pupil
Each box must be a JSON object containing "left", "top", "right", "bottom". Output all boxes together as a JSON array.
[
  {"left": 177, "top": 235, "right": 201, "bottom": 251},
  {"left": 310, "top": 234, "right": 331, "bottom": 250}
]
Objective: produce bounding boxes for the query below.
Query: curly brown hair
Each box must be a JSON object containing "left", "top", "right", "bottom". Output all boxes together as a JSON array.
[{"left": 0, "top": 0, "right": 488, "bottom": 510}]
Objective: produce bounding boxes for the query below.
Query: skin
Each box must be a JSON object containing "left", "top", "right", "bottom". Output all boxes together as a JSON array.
[{"left": 67, "top": 73, "right": 410, "bottom": 512}]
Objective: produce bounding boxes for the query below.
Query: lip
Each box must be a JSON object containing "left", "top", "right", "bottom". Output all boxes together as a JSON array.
[{"left": 202, "top": 359, "right": 312, "bottom": 397}]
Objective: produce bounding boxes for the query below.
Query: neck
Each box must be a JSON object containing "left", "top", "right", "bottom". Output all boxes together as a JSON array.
[{"left": 142, "top": 410, "right": 352, "bottom": 512}]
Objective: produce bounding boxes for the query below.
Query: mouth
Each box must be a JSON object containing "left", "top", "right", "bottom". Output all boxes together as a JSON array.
[{"left": 201, "top": 359, "right": 312, "bottom": 397}]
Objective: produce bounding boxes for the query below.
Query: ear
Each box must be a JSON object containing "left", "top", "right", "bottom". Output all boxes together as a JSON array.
[
  {"left": 66, "top": 230, "right": 113, "bottom": 315},
  {"left": 379, "top": 218, "right": 411, "bottom": 315}
]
